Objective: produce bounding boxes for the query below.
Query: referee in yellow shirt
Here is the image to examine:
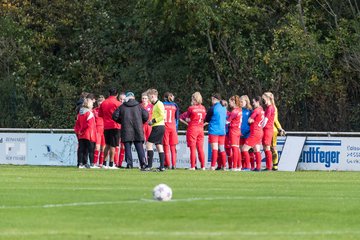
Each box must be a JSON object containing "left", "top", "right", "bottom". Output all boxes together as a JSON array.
[{"left": 143, "top": 88, "right": 166, "bottom": 171}]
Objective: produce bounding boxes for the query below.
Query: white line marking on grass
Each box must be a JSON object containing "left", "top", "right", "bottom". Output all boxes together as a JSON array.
[
  {"left": 0, "top": 200, "right": 144, "bottom": 209},
  {"left": 0, "top": 230, "right": 360, "bottom": 237},
  {"left": 0, "top": 186, "right": 148, "bottom": 191},
  {"left": 117, "top": 230, "right": 360, "bottom": 237},
  {"left": 0, "top": 195, "right": 359, "bottom": 209}
]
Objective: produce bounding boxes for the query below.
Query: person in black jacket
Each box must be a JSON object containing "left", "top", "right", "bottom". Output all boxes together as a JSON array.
[{"left": 113, "top": 91, "right": 149, "bottom": 169}]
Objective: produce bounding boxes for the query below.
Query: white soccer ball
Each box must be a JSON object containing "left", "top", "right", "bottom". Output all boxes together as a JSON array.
[{"left": 153, "top": 183, "right": 172, "bottom": 201}]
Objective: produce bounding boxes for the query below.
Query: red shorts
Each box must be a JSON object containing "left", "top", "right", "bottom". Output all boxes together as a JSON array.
[
  {"left": 262, "top": 128, "right": 274, "bottom": 146},
  {"left": 143, "top": 124, "right": 152, "bottom": 141},
  {"left": 96, "top": 126, "right": 105, "bottom": 146},
  {"left": 186, "top": 127, "right": 204, "bottom": 147},
  {"left": 208, "top": 134, "right": 225, "bottom": 145},
  {"left": 228, "top": 128, "right": 241, "bottom": 146},
  {"left": 245, "top": 131, "right": 263, "bottom": 147},
  {"left": 163, "top": 127, "right": 178, "bottom": 146},
  {"left": 240, "top": 137, "right": 247, "bottom": 146}
]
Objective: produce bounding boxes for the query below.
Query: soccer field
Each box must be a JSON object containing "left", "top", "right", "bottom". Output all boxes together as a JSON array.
[{"left": 0, "top": 166, "right": 359, "bottom": 240}]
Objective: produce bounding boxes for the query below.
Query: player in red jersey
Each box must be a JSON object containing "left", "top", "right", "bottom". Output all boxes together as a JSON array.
[
  {"left": 114, "top": 93, "right": 126, "bottom": 167},
  {"left": 227, "top": 95, "right": 242, "bottom": 171},
  {"left": 180, "top": 92, "right": 206, "bottom": 170},
  {"left": 98, "top": 87, "right": 121, "bottom": 169},
  {"left": 74, "top": 98, "right": 97, "bottom": 168},
  {"left": 268, "top": 92, "right": 286, "bottom": 170},
  {"left": 163, "top": 92, "right": 179, "bottom": 169},
  {"left": 261, "top": 92, "right": 276, "bottom": 170},
  {"left": 84, "top": 93, "right": 98, "bottom": 168},
  {"left": 141, "top": 92, "right": 153, "bottom": 142},
  {"left": 93, "top": 95, "right": 105, "bottom": 167},
  {"left": 224, "top": 101, "right": 232, "bottom": 170},
  {"left": 241, "top": 96, "right": 265, "bottom": 171}
]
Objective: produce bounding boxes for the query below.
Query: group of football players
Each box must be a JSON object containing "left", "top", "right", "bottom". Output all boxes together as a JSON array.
[{"left": 74, "top": 88, "right": 285, "bottom": 171}]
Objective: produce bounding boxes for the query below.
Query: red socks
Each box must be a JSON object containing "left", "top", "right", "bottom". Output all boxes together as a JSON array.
[
  {"left": 255, "top": 152, "right": 262, "bottom": 170},
  {"left": 250, "top": 152, "right": 255, "bottom": 169},
  {"left": 211, "top": 149, "right": 218, "bottom": 167},
  {"left": 226, "top": 147, "right": 233, "bottom": 169},
  {"left": 170, "top": 145, "right": 176, "bottom": 168},
  {"left": 190, "top": 146, "right": 196, "bottom": 168},
  {"left": 119, "top": 145, "right": 125, "bottom": 167},
  {"left": 164, "top": 145, "right": 176, "bottom": 168},
  {"left": 196, "top": 142, "right": 205, "bottom": 168},
  {"left": 265, "top": 150, "right": 272, "bottom": 170},
  {"left": 242, "top": 151, "right": 250, "bottom": 169},
  {"left": 220, "top": 151, "right": 227, "bottom": 168},
  {"left": 232, "top": 146, "right": 240, "bottom": 169},
  {"left": 164, "top": 145, "right": 170, "bottom": 167},
  {"left": 94, "top": 150, "right": 99, "bottom": 165},
  {"left": 241, "top": 152, "right": 246, "bottom": 169},
  {"left": 99, "top": 152, "right": 104, "bottom": 166},
  {"left": 190, "top": 144, "right": 205, "bottom": 169},
  {"left": 114, "top": 146, "right": 120, "bottom": 166}
]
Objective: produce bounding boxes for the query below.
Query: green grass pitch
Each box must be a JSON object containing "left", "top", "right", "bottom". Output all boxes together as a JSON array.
[{"left": 0, "top": 166, "right": 359, "bottom": 240}]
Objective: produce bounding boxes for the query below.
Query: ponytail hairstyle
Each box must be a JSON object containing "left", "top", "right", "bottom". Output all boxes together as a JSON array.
[
  {"left": 240, "top": 95, "right": 252, "bottom": 110},
  {"left": 191, "top": 92, "right": 202, "bottom": 105},
  {"left": 229, "top": 95, "right": 241, "bottom": 108},
  {"left": 262, "top": 92, "right": 275, "bottom": 106},
  {"left": 267, "top": 92, "right": 276, "bottom": 107}
]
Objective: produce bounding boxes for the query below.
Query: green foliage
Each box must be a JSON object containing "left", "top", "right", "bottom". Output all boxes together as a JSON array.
[{"left": 0, "top": 0, "right": 359, "bottom": 130}]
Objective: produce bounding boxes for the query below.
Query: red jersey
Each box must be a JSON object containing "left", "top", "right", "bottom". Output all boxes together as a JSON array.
[
  {"left": 250, "top": 106, "right": 265, "bottom": 134},
  {"left": 142, "top": 103, "right": 153, "bottom": 121},
  {"left": 181, "top": 104, "right": 206, "bottom": 128},
  {"left": 98, "top": 96, "right": 120, "bottom": 130},
  {"left": 164, "top": 103, "right": 177, "bottom": 129},
  {"left": 74, "top": 108, "right": 97, "bottom": 142},
  {"left": 263, "top": 105, "right": 275, "bottom": 130},
  {"left": 93, "top": 106, "right": 104, "bottom": 128},
  {"left": 227, "top": 107, "right": 242, "bottom": 129}
]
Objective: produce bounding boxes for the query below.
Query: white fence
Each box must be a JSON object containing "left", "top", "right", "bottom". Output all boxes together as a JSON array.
[{"left": 0, "top": 129, "right": 360, "bottom": 171}]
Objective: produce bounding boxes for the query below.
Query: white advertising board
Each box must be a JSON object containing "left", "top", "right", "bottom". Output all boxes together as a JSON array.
[
  {"left": 0, "top": 133, "right": 27, "bottom": 165},
  {"left": 297, "top": 138, "right": 360, "bottom": 171},
  {"left": 277, "top": 136, "right": 306, "bottom": 171},
  {"left": 27, "top": 133, "right": 78, "bottom": 166},
  {"left": 276, "top": 137, "right": 360, "bottom": 171}
]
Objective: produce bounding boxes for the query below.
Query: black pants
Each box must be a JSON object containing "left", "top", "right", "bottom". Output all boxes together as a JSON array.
[
  {"left": 78, "top": 139, "right": 95, "bottom": 166},
  {"left": 124, "top": 141, "right": 145, "bottom": 168}
]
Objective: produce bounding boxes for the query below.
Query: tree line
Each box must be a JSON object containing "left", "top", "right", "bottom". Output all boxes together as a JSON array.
[{"left": 0, "top": 0, "right": 359, "bottom": 131}]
